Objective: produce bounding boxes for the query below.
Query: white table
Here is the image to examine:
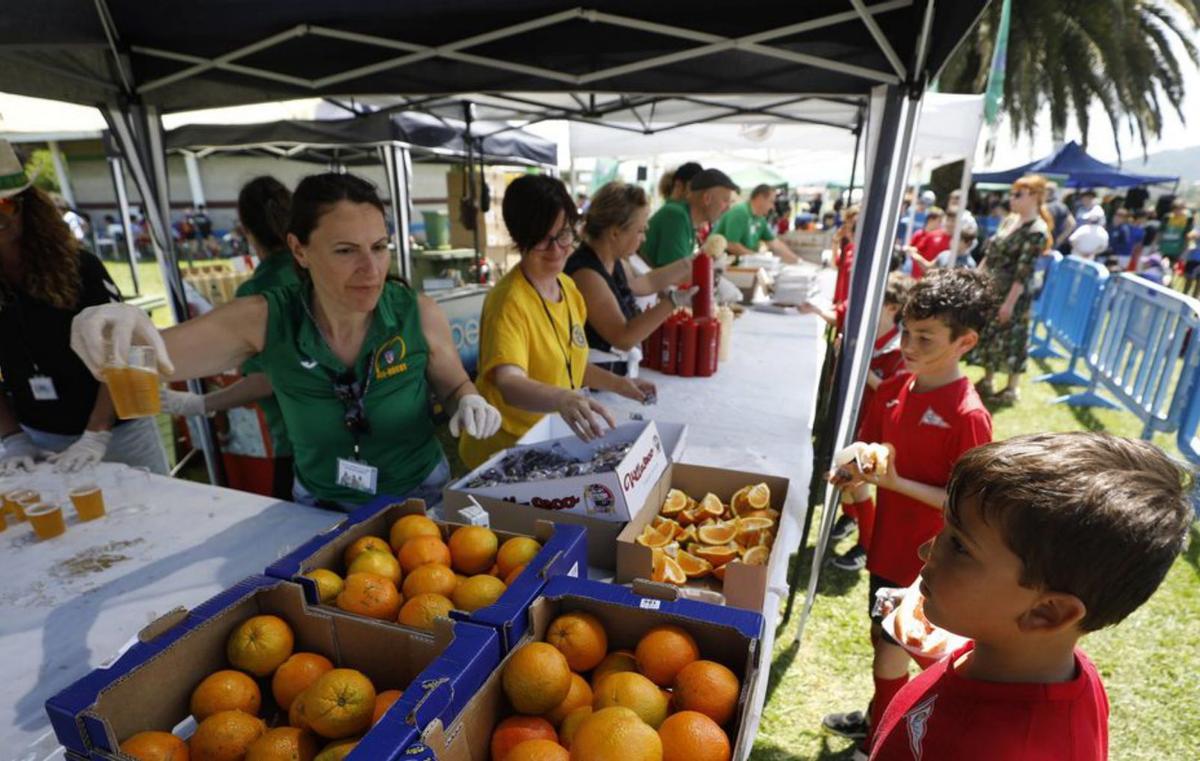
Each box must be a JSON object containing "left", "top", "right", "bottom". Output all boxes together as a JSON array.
[{"left": 0, "top": 463, "right": 338, "bottom": 760}]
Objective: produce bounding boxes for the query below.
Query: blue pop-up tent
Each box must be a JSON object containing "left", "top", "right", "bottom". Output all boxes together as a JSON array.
[{"left": 974, "top": 140, "right": 1178, "bottom": 188}]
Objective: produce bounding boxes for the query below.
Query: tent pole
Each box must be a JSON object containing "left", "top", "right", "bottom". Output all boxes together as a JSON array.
[
  {"left": 846, "top": 117, "right": 863, "bottom": 203},
  {"left": 380, "top": 144, "right": 414, "bottom": 282},
  {"left": 107, "top": 156, "right": 141, "bottom": 295},
  {"left": 47, "top": 140, "right": 77, "bottom": 209}
]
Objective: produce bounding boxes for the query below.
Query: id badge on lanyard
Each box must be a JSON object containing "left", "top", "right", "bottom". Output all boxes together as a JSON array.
[
  {"left": 336, "top": 457, "right": 378, "bottom": 494},
  {"left": 29, "top": 375, "right": 59, "bottom": 401}
]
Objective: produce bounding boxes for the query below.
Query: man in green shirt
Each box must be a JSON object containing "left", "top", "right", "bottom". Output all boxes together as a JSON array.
[
  {"left": 641, "top": 168, "right": 739, "bottom": 267},
  {"left": 713, "top": 184, "right": 800, "bottom": 263}
]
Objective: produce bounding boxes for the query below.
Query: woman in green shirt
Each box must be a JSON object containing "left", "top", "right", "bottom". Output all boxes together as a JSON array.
[{"left": 72, "top": 173, "right": 501, "bottom": 510}]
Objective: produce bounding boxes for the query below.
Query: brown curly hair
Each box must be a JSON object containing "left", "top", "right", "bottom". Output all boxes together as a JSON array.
[{"left": 2, "top": 186, "right": 81, "bottom": 309}]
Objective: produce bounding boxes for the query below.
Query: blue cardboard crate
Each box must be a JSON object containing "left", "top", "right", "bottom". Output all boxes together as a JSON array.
[
  {"left": 398, "top": 575, "right": 766, "bottom": 761},
  {"left": 265, "top": 494, "right": 587, "bottom": 651},
  {"left": 46, "top": 575, "right": 501, "bottom": 760}
]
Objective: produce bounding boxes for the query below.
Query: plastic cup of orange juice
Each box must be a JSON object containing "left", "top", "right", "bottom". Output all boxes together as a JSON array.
[
  {"left": 69, "top": 484, "right": 106, "bottom": 521},
  {"left": 26, "top": 503, "right": 66, "bottom": 540},
  {"left": 103, "top": 345, "right": 162, "bottom": 419},
  {"left": 0, "top": 510, "right": 6, "bottom": 532},
  {"left": 10, "top": 489, "right": 40, "bottom": 522}
]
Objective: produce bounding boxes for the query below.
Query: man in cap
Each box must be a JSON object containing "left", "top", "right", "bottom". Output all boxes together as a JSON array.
[
  {"left": 713, "top": 184, "right": 800, "bottom": 263},
  {"left": 641, "top": 168, "right": 738, "bottom": 267}
]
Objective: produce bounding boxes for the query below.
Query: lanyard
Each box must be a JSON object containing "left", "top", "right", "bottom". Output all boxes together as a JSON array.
[{"left": 523, "top": 271, "right": 577, "bottom": 390}]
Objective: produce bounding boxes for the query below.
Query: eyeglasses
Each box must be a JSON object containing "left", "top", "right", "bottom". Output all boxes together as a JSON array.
[
  {"left": 1010, "top": 190, "right": 1030, "bottom": 199},
  {"left": 0, "top": 197, "right": 22, "bottom": 218},
  {"left": 333, "top": 373, "right": 371, "bottom": 437},
  {"left": 536, "top": 225, "right": 580, "bottom": 251}
]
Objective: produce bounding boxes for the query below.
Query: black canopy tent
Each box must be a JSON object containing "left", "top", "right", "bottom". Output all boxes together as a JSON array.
[{"left": 1, "top": 1, "right": 990, "bottom": 633}]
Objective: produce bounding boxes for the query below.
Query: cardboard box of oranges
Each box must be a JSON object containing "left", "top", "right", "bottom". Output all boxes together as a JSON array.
[
  {"left": 45, "top": 575, "right": 502, "bottom": 760},
  {"left": 265, "top": 497, "right": 586, "bottom": 648},
  {"left": 395, "top": 575, "right": 764, "bottom": 761},
  {"left": 615, "top": 464, "right": 790, "bottom": 612}
]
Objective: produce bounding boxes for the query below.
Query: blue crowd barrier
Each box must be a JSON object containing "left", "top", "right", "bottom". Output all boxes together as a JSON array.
[
  {"left": 1030, "top": 256, "right": 1110, "bottom": 387},
  {"left": 1057, "top": 274, "right": 1200, "bottom": 440},
  {"left": 1029, "top": 251, "right": 1063, "bottom": 356}
]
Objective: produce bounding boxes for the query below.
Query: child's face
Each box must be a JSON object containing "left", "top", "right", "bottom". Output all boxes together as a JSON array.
[
  {"left": 917, "top": 495, "right": 1040, "bottom": 642},
  {"left": 900, "top": 316, "right": 976, "bottom": 376},
  {"left": 876, "top": 303, "right": 899, "bottom": 332}
]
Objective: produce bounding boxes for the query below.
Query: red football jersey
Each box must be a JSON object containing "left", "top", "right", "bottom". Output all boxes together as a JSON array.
[
  {"left": 858, "top": 374, "right": 992, "bottom": 584},
  {"left": 912, "top": 229, "right": 950, "bottom": 279},
  {"left": 860, "top": 326, "right": 906, "bottom": 414},
  {"left": 871, "top": 643, "right": 1110, "bottom": 761}
]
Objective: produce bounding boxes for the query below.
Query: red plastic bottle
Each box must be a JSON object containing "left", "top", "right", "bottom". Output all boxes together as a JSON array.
[
  {"left": 643, "top": 325, "right": 662, "bottom": 370},
  {"left": 678, "top": 318, "right": 698, "bottom": 377},
  {"left": 695, "top": 318, "right": 719, "bottom": 377},
  {"left": 691, "top": 252, "right": 714, "bottom": 320},
  {"left": 661, "top": 316, "right": 680, "bottom": 375}
]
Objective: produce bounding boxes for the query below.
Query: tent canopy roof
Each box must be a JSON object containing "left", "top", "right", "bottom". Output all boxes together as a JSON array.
[
  {"left": 2, "top": 1, "right": 986, "bottom": 130},
  {"left": 973, "top": 140, "right": 1178, "bottom": 188}
]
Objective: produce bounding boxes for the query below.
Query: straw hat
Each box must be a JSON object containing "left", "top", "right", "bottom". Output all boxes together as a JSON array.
[{"left": 0, "top": 139, "right": 37, "bottom": 200}]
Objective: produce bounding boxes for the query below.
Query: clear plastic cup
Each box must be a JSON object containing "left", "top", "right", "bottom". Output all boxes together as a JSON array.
[
  {"left": 69, "top": 484, "right": 106, "bottom": 521},
  {"left": 103, "top": 345, "right": 161, "bottom": 419},
  {"left": 10, "top": 489, "right": 40, "bottom": 522},
  {"left": 26, "top": 503, "right": 66, "bottom": 540}
]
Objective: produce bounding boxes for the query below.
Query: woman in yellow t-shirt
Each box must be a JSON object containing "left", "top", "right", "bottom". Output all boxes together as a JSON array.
[{"left": 460, "top": 175, "right": 656, "bottom": 468}]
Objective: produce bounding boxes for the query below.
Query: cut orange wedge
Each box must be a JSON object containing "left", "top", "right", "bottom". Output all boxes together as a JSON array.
[
  {"left": 676, "top": 525, "right": 698, "bottom": 544},
  {"left": 675, "top": 550, "right": 713, "bottom": 578},
  {"left": 740, "top": 508, "right": 780, "bottom": 523},
  {"left": 730, "top": 486, "right": 751, "bottom": 515},
  {"left": 697, "top": 521, "right": 738, "bottom": 546},
  {"left": 661, "top": 489, "right": 689, "bottom": 516},
  {"left": 678, "top": 507, "right": 703, "bottom": 527},
  {"left": 741, "top": 545, "right": 769, "bottom": 566},
  {"left": 746, "top": 483, "right": 771, "bottom": 510},
  {"left": 736, "top": 516, "right": 776, "bottom": 548},
  {"left": 637, "top": 524, "right": 674, "bottom": 549},
  {"left": 653, "top": 516, "right": 682, "bottom": 539},
  {"left": 690, "top": 543, "right": 740, "bottom": 567},
  {"left": 652, "top": 551, "right": 687, "bottom": 585},
  {"left": 712, "top": 564, "right": 728, "bottom": 582},
  {"left": 699, "top": 493, "right": 725, "bottom": 518}
]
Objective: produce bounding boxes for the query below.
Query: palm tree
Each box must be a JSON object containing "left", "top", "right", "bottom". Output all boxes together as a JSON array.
[{"left": 939, "top": 0, "right": 1200, "bottom": 159}]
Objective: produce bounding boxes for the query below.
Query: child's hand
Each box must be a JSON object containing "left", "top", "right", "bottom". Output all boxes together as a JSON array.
[
  {"left": 862, "top": 443, "right": 898, "bottom": 490},
  {"left": 829, "top": 442, "right": 891, "bottom": 487}
]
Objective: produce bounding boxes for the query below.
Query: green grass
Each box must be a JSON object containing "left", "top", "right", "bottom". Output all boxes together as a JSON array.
[{"left": 752, "top": 356, "right": 1200, "bottom": 761}]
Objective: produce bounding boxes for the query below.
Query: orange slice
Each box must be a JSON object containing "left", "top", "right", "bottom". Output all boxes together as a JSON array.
[
  {"left": 637, "top": 524, "right": 673, "bottom": 549},
  {"left": 675, "top": 550, "right": 713, "bottom": 579},
  {"left": 661, "top": 489, "right": 689, "bottom": 516},
  {"left": 746, "top": 483, "right": 771, "bottom": 510},
  {"left": 699, "top": 493, "right": 725, "bottom": 519},
  {"left": 676, "top": 525, "right": 698, "bottom": 544},
  {"left": 678, "top": 507, "right": 703, "bottom": 527},
  {"left": 653, "top": 516, "right": 682, "bottom": 539},
  {"left": 712, "top": 564, "right": 728, "bottom": 582},
  {"left": 697, "top": 521, "right": 738, "bottom": 546},
  {"left": 741, "top": 545, "right": 769, "bottom": 566},
  {"left": 735, "top": 516, "right": 775, "bottom": 548},
  {"left": 740, "top": 508, "right": 780, "bottom": 523},
  {"left": 690, "top": 543, "right": 740, "bottom": 567},
  {"left": 651, "top": 551, "right": 687, "bottom": 585},
  {"left": 730, "top": 486, "right": 751, "bottom": 515}
]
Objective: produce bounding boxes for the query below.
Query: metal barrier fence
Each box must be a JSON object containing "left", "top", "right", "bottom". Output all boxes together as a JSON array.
[
  {"left": 1030, "top": 256, "right": 1111, "bottom": 387},
  {"left": 1058, "top": 274, "right": 1200, "bottom": 440},
  {"left": 1028, "top": 251, "right": 1063, "bottom": 346}
]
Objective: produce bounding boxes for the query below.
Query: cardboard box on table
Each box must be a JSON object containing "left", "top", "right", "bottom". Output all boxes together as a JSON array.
[
  {"left": 397, "top": 575, "right": 765, "bottom": 761},
  {"left": 45, "top": 575, "right": 501, "bottom": 760},
  {"left": 266, "top": 497, "right": 587, "bottom": 652},
  {"left": 617, "top": 464, "right": 790, "bottom": 613}
]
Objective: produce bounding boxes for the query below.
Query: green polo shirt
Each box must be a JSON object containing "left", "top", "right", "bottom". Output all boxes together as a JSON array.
[
  {"left": 236, "top": 251, "right": 301, "bottom": 457},
  {"left": 713, "top": 201, "right": 775, "bottom": 251},
  {"left": 259, "top": 280, "right": 441, "bottom": 505},
  {"left": 641, "top": 199, "right": 697, "bottom": 267}
]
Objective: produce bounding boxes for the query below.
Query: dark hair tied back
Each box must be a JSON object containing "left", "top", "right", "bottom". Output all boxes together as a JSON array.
[{"left": 288, "top": 173, "right": 385, "bottom": 245}]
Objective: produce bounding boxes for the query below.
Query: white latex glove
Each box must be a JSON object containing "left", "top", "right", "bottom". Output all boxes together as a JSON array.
[
  {"left": 160, "top": 388, "right": 208, "bottom": 417},
  {"left": 667, "top": 286, "right": 700, "bottom": 309},
  {"left": 449, "top": 394, "right": 502, "bottom": 439},
  {"left": 0, "top": 432, "right": 45, "bottom": 475},
  {"left": 70, "top": 303, "right": 175, "bottom": 380},
  {"left": 47, "top": 430, "right": 111, "bottom": 473}
]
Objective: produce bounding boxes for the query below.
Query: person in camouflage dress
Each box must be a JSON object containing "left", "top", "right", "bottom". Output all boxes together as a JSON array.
[{"left": 970, "top": 175, "right": 1052, "bottom": 403}]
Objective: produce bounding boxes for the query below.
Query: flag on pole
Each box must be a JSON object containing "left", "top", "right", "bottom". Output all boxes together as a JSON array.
[{"left": 984, "top": 0, "right": 1013, "bottom": 126}]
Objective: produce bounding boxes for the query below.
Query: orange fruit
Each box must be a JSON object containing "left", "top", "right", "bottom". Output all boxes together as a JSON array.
[
  {"left": 651, "top": 516, "right": 682, "bottom": 540},
  {"left": 342, "top": 535, "right": 391, "bottom": 568},
  {"left": 570, "top": 706, "right": 662, "bottom": 761},
  {"left": 739, "top": 508, "right": 780, "bottom": 523},
  {"left": 336, "top": 573, "right": 402, "bottom": 621},
  {"left": 650, "top": 550, "right": 686, "bottom": 586},
  {"left": 389, "top": 514, "right": 441, "bottom": 553},
  {"left": 502, "top": 642, "right": 572, "bottom": 715},
  {"left": 689, "top": 544, "right": 739, "bottom": 567},
  {"left": 636, "top": 524, "right": 673, "bottom": 549},
  {"left": 347, "top": 550, "right": 402, "bottom": 585},
  {"left": 745, "top": 483, "right": 770, "bottom": 510},
  {"left": 491, "top": 716, "right": 557, "bottom": 761},
  {"left": 658, "top": 711, "right": 730, "bottom": 761},
  {"left": 191, "top": 670, "right": 261, "bottom": 722},
  {"left": 676, "top": 506, "right": 702, "bottom": 527},
  {"left": 303, "top": 569, "right": 344, "bottom": 605},
  {"left": 245, "top": 726, "right": 319, "bottom": 761},
  {"left": 674, "top": 550, "right": 712, "bottom": 578},
  {"left": 591, "top": 650, "right": 638, "bottom": 688},
  {"left": 545, "top": 612, "right": 608, "bottom": 672},
  {"left": 504, "top": 739, "right": 568, "bottom": 761},
  {"left": 592, "top": 672, "right": 669, "bottom": 729},
  {"left": 741, "top": 546, "right": 769, "bottom": 566},
  {"left": 402, "top": 563, "right": 458, "bottom": 599},
  {"left": 299, "top": 668, "right": 376, "bottom": 739},
  {"left": 398, "top": 592, "right": 454, "bottom": 630},
  {"left": 676, "top": 525, "right": 698, "bottom": 544},
  {"left": 226, "top": 615, "right": 295, "bottom": 677},
  {"left": 729, "top": 487, "right": 750, "bottom": 516},
  {"left": 272, "top": 652, "right": 334, "bottom": 711},
  {"left": 711, "top": 565, "right": 727, "bottom": 582},
  {"left": 397, "top": 535, "right": 452, "bottom": 574},
  {"left": 313, "top": 739, "right": 357, "bottom": 761},
  {"left": 558, "top": 706, "right": 591, "bottom": 750},
  {"left": 735, "top": 517, "right": 775, "bottom": 548},
  {"left": 188, "top": 710, "right": 266, "bottom": 761},
  {"left": 452, "top": 574, "right": 507, "bottom": 612},
  {"left": 372, "top": 689, "right": 402, "bottom": 725},
  {"left": 696, "top": 522, "right": 737, "bottom": 545},
  {"left": 698, "top": 493, "right": 724, "bottom": 519},
  {"left": 496, "top": 536, "right": 542, "bottom": 579},
  {"left": 660, "top": 489, "right": 688, "bottom": 516},
  {"left": 504, "top": 563, "right": 529, "bottom": 586},
  {"left": 119, "top": 731, "right": 189, "bottom": 761},
  {"left": 448, "top": 525, "right": 499, "bottom": 575},
  {"left": 672, "top": 661, "right": 739, "bottom": 726},
  {"left": 545, "top": 673, "right": 593, "bottom": 726},
  {"left": 635, "top": 626, "right": 699, "bottom": 687}
]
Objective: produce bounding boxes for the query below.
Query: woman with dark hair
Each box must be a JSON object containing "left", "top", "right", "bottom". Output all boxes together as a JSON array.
[
  {"left": 159, "top": 176, "right": 300, "bottom": 497},
  {"left": 71, "top": 172, "right": 500, "bottom": 510},
  {"left": 459, "top": 175, "right": 655, "bottom": 469},
  {"left": 0, "top": 139, "right": 169, "bottom": 475},
  {"left": 565, "top": 181, "right": 694, "bottom": 363}
]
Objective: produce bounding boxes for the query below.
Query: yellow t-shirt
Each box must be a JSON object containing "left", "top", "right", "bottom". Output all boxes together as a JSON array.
[{"left": 459, "top": 268, "right": 589, "bottom": 469}]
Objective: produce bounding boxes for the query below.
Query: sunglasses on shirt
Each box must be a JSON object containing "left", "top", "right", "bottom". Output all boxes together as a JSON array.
[{"left": 332, "top": 372, "right": 371, "bottom": 437}]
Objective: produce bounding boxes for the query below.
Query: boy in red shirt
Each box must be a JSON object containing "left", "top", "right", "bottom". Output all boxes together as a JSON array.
[
  {"left": 906, "top": 208, "right": 948, "bottom": 279},
  {"left": 870, "top": 432, "right": 1193, "bottom": 760},
  {"left": 822, "top": 269, "right": 996, "bottom": 755}
]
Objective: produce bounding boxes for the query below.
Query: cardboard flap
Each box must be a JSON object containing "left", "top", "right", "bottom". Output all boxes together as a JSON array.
[
  {"left": 137, "top": 607, "right": 189, "bottom": 643},
  {"left": 631, "top": 579, "right": 682, "bottom": 601}
]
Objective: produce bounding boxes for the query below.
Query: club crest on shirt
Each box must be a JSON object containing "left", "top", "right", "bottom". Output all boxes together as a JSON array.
[
  {"left": 919, "top": 407, "right": 951, "bottom": 428},
  {"left": 905, "top": 694, "right": 937, "bottom": 760},
  {"left": 374, "top": 335, "right": 409, "bottom": 379},
  {"left": 571, "top": 324, "right": 587, "bottom": 348}
]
